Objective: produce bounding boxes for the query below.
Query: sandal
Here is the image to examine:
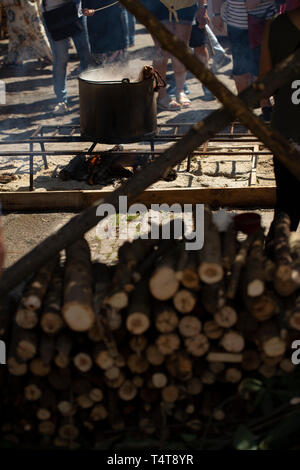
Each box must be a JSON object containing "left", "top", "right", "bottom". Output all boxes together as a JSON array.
[
  {"left": 177, "top": 91, "right": 191, "bottom": 108},
  {"left": 157, "top": 95, "right": 181, "bottom": 111}
]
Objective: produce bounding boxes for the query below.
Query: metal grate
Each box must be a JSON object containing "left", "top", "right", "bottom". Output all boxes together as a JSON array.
[{"left": 0, "top": 122, "right": 272, "bottom": 191}]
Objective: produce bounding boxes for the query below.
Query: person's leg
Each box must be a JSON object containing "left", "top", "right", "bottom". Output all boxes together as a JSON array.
[
  {"left": 172, "top": 23, "right": 192, "bottom": 104},
  {"left": 127, "top": 11, "right": 135, "bottom": 46},
  {"left": 194, "top": 44, "right": 209, "bottom": 67},
  {"left": 42, "top": 20, "right": 68, "bottom": 104},
  {"left": 72, "top": 16, "right": 92, "bottom": 72},
  {"left": 152, "top": 34, "right": 170, "bottom": 101},
  {"left": 194, "top": 44, "right": 215, "bottom": 100},
  {"left": 273, "top": 157, "right": 300, "bottom": 231},
  {"left": 233, "top": 73, "right": 251, "bottom": 93},
  {"left": 251, "top": 46, "right": 272, "bottom": 120},
  {"left": 227, "top": 25, "right": 252, "bottom": 93},
  {"left": 51, "top": 37, "right": 69, "bottom": 104},
  {"left": 121, "top": 6, "right": 130, "bottom": 48}
]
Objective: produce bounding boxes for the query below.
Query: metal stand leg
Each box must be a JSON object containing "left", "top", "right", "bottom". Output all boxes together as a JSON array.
[
  {"left": 29, "top": 142, "right": 34, "bottom": 191},
  {"left": 40, "top": 142, "right": 48, "bottom": 169},
  {"left": 186, "top": 154, "right": 191, "bottom": 172},
  {"left": 88, "top": 142, "right": 97, "bottom": 154},
  {"left": 39, "top": 128, "right": 48, "bottom": 169},
  {"left": 149, "top": 139, "right": 155, "bottom": 162}
]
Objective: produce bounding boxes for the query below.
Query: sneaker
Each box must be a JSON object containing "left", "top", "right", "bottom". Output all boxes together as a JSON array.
[
  {"left": 53, "top": 102, "right": 68, "bottom": 115},
  {"left": 261, "top": 106, "right": 273, "bottom": 123},
  {"left": 69, "top": 66, "right": 81, "bottom": 78},
  {"left": 202, "top": 86, "right": 215, "bottom": 101},
  {"left": 211, "top": 54, "right": 231, "bottom": 73}
]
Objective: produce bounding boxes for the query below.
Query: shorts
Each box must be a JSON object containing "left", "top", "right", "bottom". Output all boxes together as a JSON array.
[
  {"left": 142, "top": 1, "right": 198, "bottom": 24},
  {"left": 227, "top": 24, "right": 254, "bottom": 76},
  {"left": 189, "top": 24, "right": 206, "bottom": 48}
]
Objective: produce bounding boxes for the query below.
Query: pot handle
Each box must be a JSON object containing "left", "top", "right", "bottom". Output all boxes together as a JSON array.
[{"left": 153, "top": 69, "right": 166, "bottom": 92}]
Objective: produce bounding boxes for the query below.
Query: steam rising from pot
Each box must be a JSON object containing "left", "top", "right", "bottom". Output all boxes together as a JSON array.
[{"left": 80, "top": 59, "right": 148, "bottom": 83}]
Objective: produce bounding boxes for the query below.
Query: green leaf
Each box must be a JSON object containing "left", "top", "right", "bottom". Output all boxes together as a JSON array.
[
  {"left": 180, "top": 433, "right": 198, "bottom": 443},
  {"left": 240, "top": 378, "right": 263, "bottom": 393},
  {"left": 233, "top": 425, "right": 257, "bottom": 450},
  {"left": 261, "top": 411, "right": 300, "bottom": 449}
]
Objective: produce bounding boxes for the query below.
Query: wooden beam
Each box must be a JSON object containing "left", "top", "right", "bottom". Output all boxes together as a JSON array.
[{"left": 0, "top": 187, "right": 276, "bottom": 211}]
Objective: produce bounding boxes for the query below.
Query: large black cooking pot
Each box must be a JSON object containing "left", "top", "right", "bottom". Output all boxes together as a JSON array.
[{"left": 79, "top": 74, "right": 157, "bottom": 144}]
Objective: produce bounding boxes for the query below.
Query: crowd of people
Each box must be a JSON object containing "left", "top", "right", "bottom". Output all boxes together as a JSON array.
[{"left": 0, "top": 0, "right": 297, "bottom": 116}]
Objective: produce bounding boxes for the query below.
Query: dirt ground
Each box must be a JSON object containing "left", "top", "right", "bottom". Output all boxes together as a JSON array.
[{"left": 0, "top": 22, "right": 276, "bottom": 268}]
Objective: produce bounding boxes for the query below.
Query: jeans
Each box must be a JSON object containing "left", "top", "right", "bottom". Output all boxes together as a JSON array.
[
  {"left": 273, "top": 156, "right": 300, "bottom": 231},
  {"left": 48, "top": 16, "right": 91, "bottom": 103},
  {"left": 123, "top": 9, "right": 136, "bottom": 46}
]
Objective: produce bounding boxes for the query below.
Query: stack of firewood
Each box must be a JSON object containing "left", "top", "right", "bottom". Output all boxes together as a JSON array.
[{"left": 0, "top": 209, "right": 300, "bottom": 447}]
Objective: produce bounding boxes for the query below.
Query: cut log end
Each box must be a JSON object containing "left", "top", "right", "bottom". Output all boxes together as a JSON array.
[
  {"left": 247, "top": 279, "right": 265, "bottom": 298},
  {"left": 62, "top": 303, "right": 95, "bottom": 332},
  {"left": 262, "top": 337, "right": 286, "bottom": 358},
  {"left": 41, "top": 313, "right": 64, "bottom": 334},
  {"left": 126, "top": 313, "right": 150, "bottom": 335},
  {"left": 106, "top": 292, "right": 128, "bottom": 310},
  {"left": 73, "top": 352, "right": 93, "bottom": 372},
  {"left": 214, "top": 306, "right": 237, "bottom": 328},
  {"left": 198, "top": 263, "right": 223, "bottom": 285},
  {"left": 185, "top": 334, "right": 209, "bottom": 357},
  {"left": 173, "top": 289, "right": 197, "bottom": 314},
  {"left": 149, "top": 267, "right": 179, "bottom": 301}
]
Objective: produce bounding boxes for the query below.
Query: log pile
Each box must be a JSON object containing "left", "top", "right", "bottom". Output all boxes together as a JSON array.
[{"left": 0, "top": 209, "right": 300, "bottom": 448}]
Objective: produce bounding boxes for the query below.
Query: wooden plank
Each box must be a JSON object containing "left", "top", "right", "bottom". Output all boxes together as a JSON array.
[{"left": 0, "top": 187, "right": 276, "bottom": 211}]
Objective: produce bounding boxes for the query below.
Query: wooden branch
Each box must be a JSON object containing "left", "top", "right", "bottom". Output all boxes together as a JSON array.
[
  {"left": 198, "top": 208, "right": 223, "bottom": 284},
  {"left": 222, "top": 222, "right": 237, "bottom": 271},
  {"left": 40, "top": 266, "right": 64, "bottom": 334},
  {"left": 274, "top": 213, "right": 298, "bottom": 296},
  {"left": 245, "top": 230, "right": 265, "bottom": 298},
  {"left": 62, "top": 239, "right": 95, "bottom": 332},
  {"left": 126, "top": 278, "right": 151, "bottom": 335},
  {"left": 227, "top": 233, "right": 257, "bottom": 300},
  {"left": 22, "top": 257, "right": 58, "bottom": 310},
  {"left": 149, "top": 252, "right": 179, "bottom": 301}
]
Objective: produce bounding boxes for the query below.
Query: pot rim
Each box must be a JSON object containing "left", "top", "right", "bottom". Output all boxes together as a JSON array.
[{"left": 78, "top": 75, "right": 154, "bottom": 86}]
